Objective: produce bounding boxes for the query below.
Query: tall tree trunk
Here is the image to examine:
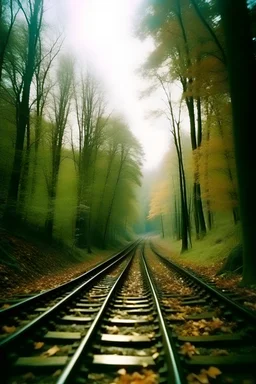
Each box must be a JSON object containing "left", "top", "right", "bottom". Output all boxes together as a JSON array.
[
  {"left": 31, "top": 115, "right": 42, "bottom": 196},
  {"left": 174, "top": 193, "right": 180, "bottom": 240},
  {"left": 215, "top": 112, "right": 240, "bottom": 224},
  {"left": 196, "top": 97, "right": 206, "bottom": 235},
  {"left": 178, "top": 159, "right": 188, "bottom": 252},
  {"left": 95, "top": 150, "right": 116, "bottom": 240},
  {"left": 177, "top": 2, "right": 206, "bottom": 238},
  {"left": 75, "top": 149, "right": 92, "bottom": 251},
  {"left": 102, "top": 152, "right": 124, "bottom": 248},
  {"left": 205, "top": 101, "right": 214, "bottom": 230},
  {"left": 207, "top": 199, "right": 213, "bottom": 230},
  {"left": 3, "top": 0, "right": 42, "bottom": 224},
  {"left": 45, "top": 187, "right": 56, "bottom": 241},
  {"left": 0, "top": 0, "right": 17, "bottom": 84},
  {"left": 217, "top": 0, "right": 256, "bottom": 285},
  {"left": 160, "top": 214, "right": 165, "bottom": 238},
  {"left": 193, "top": 182, "right": 200, "bottom": 239}
]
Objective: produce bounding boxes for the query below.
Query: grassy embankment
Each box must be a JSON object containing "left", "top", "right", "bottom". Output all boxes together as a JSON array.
[{"left": 153, "top": 216, "right": 241, "bottom": 269}]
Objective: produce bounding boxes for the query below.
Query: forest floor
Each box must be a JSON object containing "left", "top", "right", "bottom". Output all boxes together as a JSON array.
[
  {"left": 0, "top": 227, "right": 117, "bottom": 299},
  {"left": 152, "top": 222, "right": 256, "bottom": 312}
]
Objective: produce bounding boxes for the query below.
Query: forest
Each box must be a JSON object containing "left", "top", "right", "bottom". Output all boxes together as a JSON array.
[{"left": 0, "top": 0, "right": 256, "bottom": 286}]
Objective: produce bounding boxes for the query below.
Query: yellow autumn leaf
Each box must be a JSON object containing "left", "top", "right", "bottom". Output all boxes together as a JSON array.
[
  {"left": 34, "top": 341, "right": 44, "bottom": 350},
  {"left": 41, "top": 345, "right": 60, "bottom": 357},
  {"left": 2, "top": 325, "right": 16, "bottom": 334},
  {"left": 206, "top": 366, "right": 222, "bottom": 379}
]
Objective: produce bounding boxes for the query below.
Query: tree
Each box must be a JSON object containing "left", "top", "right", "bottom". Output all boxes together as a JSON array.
[
  {"left": 216, "top": 0, "right": 256, "bottom": 285},
  {"left": 102, "top": 122, "right": 143, "bottom": 247},
  {"left": 3, "top": 0, "right": 43, "bottom": 224},
  {"left": 44, "top": 57, "right": 73, "bottom": 240},
  {"left": 73, "top": 72, "right": 106, "bottom": 251},
  {"left": 148, "top": 181, "right": 170, "bottom": 238},
  {"left": 30, "top": 33, "right": 63, "bottom": 197},
  {"left": 0, "top": 0, "right": 19, "bottom": 83}
]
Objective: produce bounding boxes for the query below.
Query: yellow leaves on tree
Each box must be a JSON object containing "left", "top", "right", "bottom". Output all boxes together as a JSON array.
[
  {"left": 199, "top": 122, "right": 238, "bottom": 213},
  {"left": 147, "top": 180, "right": 170, "bottom": 220}
]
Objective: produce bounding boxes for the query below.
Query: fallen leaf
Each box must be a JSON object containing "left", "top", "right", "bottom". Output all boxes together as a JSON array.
[
  {"left": 1, "top": 304, "right": 10, "bottom": 309},
  {"left": 52, "top": 369, "right": 62, "bottom": 377},
  {"left": 41, "top": 345, "right": 60, "bottom": 357},
  {"left": 194, "top": 373, "right": 209, "bottom": 384},
  {"left": 34, "top": 341, "right": 44, "bottom": 350},
  {"left": 117, "top": 369, "right": 126, "bottom": 375},
  {"left": 22, "top": 372, "right": 35, "bottom": 380},
  {"left": 206, "top": 366, "right": 222, "bottom": 379},
  {"left": 211, "top": 349, "right": 229, "bottom": 356},
  {"left": 106, "top": 325, "right": 119, "bottom": 334},
  {"left": 2, "top": 325, "right": 16, "bottom": 334},
  {"left": 187, "top": 373, "right": 197, "bottom": 382},
  {"left": 179, "top": 342, "right": 200, "bottom": 358}
]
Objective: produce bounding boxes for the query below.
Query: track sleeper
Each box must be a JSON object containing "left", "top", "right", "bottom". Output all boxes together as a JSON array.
[
  {"left": 15, "top": 356, "right": 68, "bottom": 367},
  {"left": 177, "top": 333, "right": 244, "bottom": 343},
  {"left": 92, "top": 354, "right": 155, "bottom": 366},
  {"left": 44, "top": 331, "right": 82, "bottom": 340},
  {"left": 101, "top": 334, "right": 154, "bottom": 343},
  {"left": 62, "top": 315, "right": 93, "bottom": 322},
  {"left": 186, "top": 354, "right": 256, "bottom": 366}
]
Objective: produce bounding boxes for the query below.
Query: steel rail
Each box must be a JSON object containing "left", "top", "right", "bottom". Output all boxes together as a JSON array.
[
  {"left": 55, "top": 251, "right": 135, "bottom": 384},
  {"left": 0, "top": 240, "right": 138, "bottom": 316},
  {"left": 141, "top": 246, "right": 184, "bottom": 384},
  {"left": 150, "top": 242, "right": 256, "bottom": 322},
  {"left": 0, "top": 242, "right": 138, "bottom": 349}
]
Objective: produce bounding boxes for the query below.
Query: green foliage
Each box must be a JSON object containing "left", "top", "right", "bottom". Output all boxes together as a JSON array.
[{"left": 0, "top": 1, "right": 143, "bottom": 250}]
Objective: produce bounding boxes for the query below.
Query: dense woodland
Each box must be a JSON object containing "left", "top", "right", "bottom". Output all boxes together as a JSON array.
[
  {"left": 0, "top": 0, "right": 143, "bottom": 251},
  {"left": 0, "top": 0, "right": 256, "bottom": 285},
  {"left": 136, "top": 0, "right": 256, "bottom": 285}
]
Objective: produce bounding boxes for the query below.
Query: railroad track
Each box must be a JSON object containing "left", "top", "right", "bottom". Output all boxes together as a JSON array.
[
  {"left": 0, "top": 241, "right": 139, "bottom": 347},
  {"left": 1, "top": 239, "right": 256, "bottom": 384},
  {"left": 145, "top": 241, "right": 256, "bottom": 384},
  {"left": 0, "top": 241, "right": 138, "bottom": 316},
  {"left": 0, "top": 242, "right": 184, "bottom": 384}
]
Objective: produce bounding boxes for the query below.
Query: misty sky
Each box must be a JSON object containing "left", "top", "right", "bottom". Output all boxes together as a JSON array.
[{"left": 47, "top": 0, "right": 171, "bottom": 169}]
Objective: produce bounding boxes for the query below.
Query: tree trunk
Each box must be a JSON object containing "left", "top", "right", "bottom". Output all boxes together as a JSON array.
[
  {"left": 196, "top": 97, "right": 206, "bottom": 236},
  {"left": 193, "top": 181, "right": 200, "bottom": 239},
  {"left": 102, "top": 152, "right": 125, "bottom": 248},
  {"left": 3, "top": 119, "right": 26, "bottom": 223},
  {"left": 160, "top": 214, "right": 165, "bottom": 238},
  {"left": 217, "top": 0, "right": 256, "bottom": 285},
  {"left": 45, "top": 190, "right": 55, "bottom": 241},
  {"left": 207, "top": 199, "right": 213, "bottom": 230},
  {"left": 3, "top": 0, "right": 42, "bottom": 224}
]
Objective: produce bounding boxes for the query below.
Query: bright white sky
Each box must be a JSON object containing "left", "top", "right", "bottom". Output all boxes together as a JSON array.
[{"left": 47, "top": 0, "right": 171, "bottom": 169}]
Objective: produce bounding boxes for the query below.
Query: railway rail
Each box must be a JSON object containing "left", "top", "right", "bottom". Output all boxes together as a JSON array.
[
  {"left": 0, "top": 241, "right": 139, "bottom": 348},
  {"left": 146, "top": 241, "right": 256, "bottom": 384},
  {"left": 1, "top": 239, "right": 255, "bottom": 384},
  {"left": 0, "top": 241, "right": 138, "bottom": 316},
  {"left": 0, "top": 242, "right": 184, "bottom": 384},
  {"left": 0, "top": 242, "right": 137, "bottom": 383},
  {"left": 0, "top": 241, "right": 141, "bottom": 351}
]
